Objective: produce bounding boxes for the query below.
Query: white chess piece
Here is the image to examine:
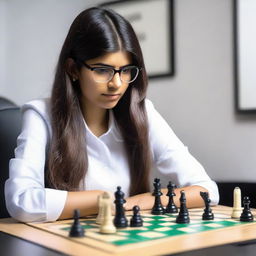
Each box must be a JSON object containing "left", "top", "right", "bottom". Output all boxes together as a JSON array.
[
  {"left": 231, "top": 187, "right": 242, "bottom": 218},
  {"left": 96, "top": 194, "right": 104, "bottom": 224},
  {"left": 99, "top": 192, "right": 116, "bottom": 234}
]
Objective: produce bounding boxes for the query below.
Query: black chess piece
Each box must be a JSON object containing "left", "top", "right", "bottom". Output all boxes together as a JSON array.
[
  {"left": 165, "top": 182, "right": 178, "bottom": 214},
  {"left": 130, "top": 205, "right": 143, "bottom": 227},
  {"left": 69, "top": 209, "right": 85, "bottom": 237},
  {"left": 176, "top": 191, "right": 190, "bottom": 224},
  {"left": 200, "top": 191, "right": 214, "bottom": 220},
  {"left": 240, "top": 196, "right": 254, "bottom": 222},
  {"left": 114, "top": 186, "right": 128, "bottom": 228},
  {"left": 151, "top": 178, "right": 165, "bottom": 215}
]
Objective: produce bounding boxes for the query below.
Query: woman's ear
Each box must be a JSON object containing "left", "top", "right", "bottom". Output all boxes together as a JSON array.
[{"left": 65, "top": 58, "right": 79, "bottom": 81}]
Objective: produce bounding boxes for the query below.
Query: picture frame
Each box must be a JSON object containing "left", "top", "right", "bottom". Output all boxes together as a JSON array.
[
  {"left": 234, "top": 0, "right": 256, "bottom": 113},
  {"left": 100, "top": 0, "right": 174, "bottom": 79}
]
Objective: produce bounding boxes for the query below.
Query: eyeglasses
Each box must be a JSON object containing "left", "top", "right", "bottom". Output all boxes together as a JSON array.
[{"left": 82, "top": 63, "right": 141, "bottom": 83}]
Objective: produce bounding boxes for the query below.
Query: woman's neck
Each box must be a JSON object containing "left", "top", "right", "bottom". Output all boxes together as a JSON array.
[{"left": 81, "top": 104, "right": 109, "bottom": 137}]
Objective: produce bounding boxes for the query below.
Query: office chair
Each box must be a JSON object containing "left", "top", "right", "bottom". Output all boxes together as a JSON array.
[
  {"left": 0, "top": 97, "right": 17, "bottom": 110},
  {"left": 0, "top": 98, "right": 22, "bottom": 218}
]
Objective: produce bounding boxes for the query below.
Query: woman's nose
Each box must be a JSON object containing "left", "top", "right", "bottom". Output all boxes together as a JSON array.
[{"left": 108, "top": 73, "right": 122, "bottom": 89}]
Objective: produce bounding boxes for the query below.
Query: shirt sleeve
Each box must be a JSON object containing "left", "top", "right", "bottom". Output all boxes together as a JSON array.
[
  {"left": 146, "top": 100, "right": 219, "bottom": 205},
  {"left": 5, "top": 107, "right": 67, "bottom": 222}
]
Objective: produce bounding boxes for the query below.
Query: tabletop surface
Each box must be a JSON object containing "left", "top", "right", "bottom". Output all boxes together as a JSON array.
[{"left": 0, "top": 206, "right": 256, "bottom": 256}]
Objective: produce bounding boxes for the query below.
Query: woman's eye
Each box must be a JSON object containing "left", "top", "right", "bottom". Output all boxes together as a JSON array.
[
  {"left": 94, "top": 68, "right": 111, "bottom": 75},
  {"left": 122, "top": 68, "right": 131, "bottom": 74}
]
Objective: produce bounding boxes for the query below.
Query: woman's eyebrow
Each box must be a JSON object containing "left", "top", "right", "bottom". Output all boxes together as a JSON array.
[
  {"left": 90, "top": 63, "right": 132, "bottom": 68},
  {"left": 90, "top": 63, "right": 112, "bottom": 67}
]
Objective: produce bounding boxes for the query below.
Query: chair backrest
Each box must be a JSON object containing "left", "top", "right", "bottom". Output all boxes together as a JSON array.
[
  {"left": 0, "top": 97, "right": 17, "bottom": 110},
  {"left": 0, "top": 107, "right": 22, "bottom": 218}
]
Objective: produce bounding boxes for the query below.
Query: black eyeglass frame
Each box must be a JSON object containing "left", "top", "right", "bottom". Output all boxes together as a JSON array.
[{"left": 81, "top": 62, "right": 142, "bottom": 83}]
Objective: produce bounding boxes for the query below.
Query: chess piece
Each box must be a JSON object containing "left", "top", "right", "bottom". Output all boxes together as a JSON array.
[
  {"left": 240, "top": 196, "right": 254, "bottom": 222},
  {"left": 176, "top": 191, "right": 190, "bottom": 224},
  {"left": 165, "top": 182, "right": 178, "bottom": 214},
  {"left": 130, "top": 205, "right": 143, "bottom": 227},
  {"left": 151, "top": 178, "right": 165, "bottom": 215},
  {"left": 200, "top": 191, "right": 214, "bottom": 220},
  {"left": 69, "top": 209, "right": 85, "bottom": 237},
  {"left": 114, "top": 186, "right": 128, "bottom": 228},
  {"left": 231, "top": 187, "right": 243, "bottom": 219},
  {"left": 100, "top": 192, "right": 117, "bottom": 234},
  {"left": 96, "top": 194, "right": 104, "bottom": 224}
]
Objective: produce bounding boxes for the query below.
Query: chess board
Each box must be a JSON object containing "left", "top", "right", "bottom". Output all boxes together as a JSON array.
[{"left": 26, "top": 208, "right": 254, "bottom": 254}]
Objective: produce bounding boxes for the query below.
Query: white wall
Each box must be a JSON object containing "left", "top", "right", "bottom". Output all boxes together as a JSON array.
[
  {"left": 148, "top": 0, "right": 256, "bottom": 182},
  {"left": 1, "top": 0, "right": 256, "bottom": 182},
  {"left": 2, "top": 0, "right": 103, "bottom": 104},
  {"left": 0, "top": 0, "right": 6, "bottom": 95}
]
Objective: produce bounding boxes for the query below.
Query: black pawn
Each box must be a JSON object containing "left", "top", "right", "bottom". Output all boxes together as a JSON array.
[
  {"left": 200, "top": 191, "right": 214, "bottom": 220},
  {"left": 69, "top": 209, "right": 85, "bottom": 237},
  {"left": 176, "top": 191, "right": 190, "bottom": 224},
  {"left": 240, "top": 196, "right": 254, "bottom": 222},
  {"left": 165, "top": 182, "right": 178, "bottom": 213},
  {"left": 130, "top": 205, "right": 143, "bottom": 227},
  {"left": 151, "top": 178, "right": 165, "bottom": 215},
  {"left": 114, "top": 186, "right": 128, "bottom": 228}
]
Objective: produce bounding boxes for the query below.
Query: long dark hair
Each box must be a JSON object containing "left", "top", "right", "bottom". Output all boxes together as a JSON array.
[{"left": 48, "top": 7, "right": 151, "bottom": 195}]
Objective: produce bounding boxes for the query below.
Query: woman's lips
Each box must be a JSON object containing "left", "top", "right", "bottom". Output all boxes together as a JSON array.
[{"left": 102, "top": 94, "right": 121, "bottom": 100}]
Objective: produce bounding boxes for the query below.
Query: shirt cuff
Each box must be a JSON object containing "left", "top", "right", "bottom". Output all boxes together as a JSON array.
[
  {"left": 194, "top": 180, "right": 220, "bottom": 205},
  {"left": 45, "top": 189, "right": 67, "bottom": 221}
]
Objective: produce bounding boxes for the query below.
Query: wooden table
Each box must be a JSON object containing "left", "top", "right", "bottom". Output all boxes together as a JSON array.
[{"left": 1, "top": 206, "right": 256, "bottom": 256}]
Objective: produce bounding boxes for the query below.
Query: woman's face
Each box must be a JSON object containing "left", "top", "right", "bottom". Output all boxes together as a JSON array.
[{"left": 78, "top": 51, "right": 132, "bottom": 112}]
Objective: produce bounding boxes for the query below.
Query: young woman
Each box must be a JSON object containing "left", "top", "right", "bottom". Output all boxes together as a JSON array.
[{"left": 5, "top": 7, "right": 219, "bottom": 222}]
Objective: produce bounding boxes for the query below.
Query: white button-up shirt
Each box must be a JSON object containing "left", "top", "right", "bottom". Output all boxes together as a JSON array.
[{"left": 5, "top": 99, "right": 219, "bottom": 222}]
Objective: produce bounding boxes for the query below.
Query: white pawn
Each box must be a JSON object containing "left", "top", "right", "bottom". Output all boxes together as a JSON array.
[
  {"left": 231, "top": 187, "right": 243, "bottom": 218},
  {"left": 96, "top": 194, "right": 104, "bottom": 224},
  {"left": 99, "top": 192, "right": 116, "bottom": 234}
]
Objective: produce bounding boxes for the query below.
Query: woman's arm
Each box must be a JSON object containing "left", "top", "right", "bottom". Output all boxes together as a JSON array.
[
  {"left": 5, "top": 101, "right": 71, "bottom": 222},
  {"left": 145, "top": 100, "right": 219, "bottom": 204},
  {"left": 59, "top": 190, "right": 105, "bottom": 219},
  {"left": 60, "top": 185, "right": 208, "bottom": 219},
  {"left": 124, "top": 185, "right": 208, "bottom": 211}
]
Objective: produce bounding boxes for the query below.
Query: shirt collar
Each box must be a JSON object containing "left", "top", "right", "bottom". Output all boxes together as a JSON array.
[{"left": 83, "top": 110, "right": 123, "bottom": 142}]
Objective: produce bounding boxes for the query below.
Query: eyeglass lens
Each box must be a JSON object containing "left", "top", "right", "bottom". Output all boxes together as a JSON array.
[{"left": 92, "top": 66, "right": 139, "bottom": 83}]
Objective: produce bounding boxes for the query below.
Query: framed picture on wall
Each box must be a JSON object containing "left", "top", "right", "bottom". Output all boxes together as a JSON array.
[
  {"left": 234, "top": 0, "right": 256, "bottom": 113},
  {"left": 100, "top": 0, "right": 175, "bottom": 79}
]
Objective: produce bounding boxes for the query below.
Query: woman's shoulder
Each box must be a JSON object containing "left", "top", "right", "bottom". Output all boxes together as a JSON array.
[
  {"left": 145, "top": 98, "right": 154, "bottom": 107},
  {"left": 144, "top": 98, "right": 155, "bottom": 113},
  {"left": 144, "top": 98, "right": 160, "bottom": 119},
  {"left": 22, "top": 98, "right": 50, "bottom": 111},
  {"left": 22, "top": 98, "right": 51, "bottom": 124}
]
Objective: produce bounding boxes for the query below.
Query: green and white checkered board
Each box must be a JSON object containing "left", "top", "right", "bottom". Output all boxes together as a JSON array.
[{"left": 59, "top": 211, "right": 248, "bottom": 246}]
